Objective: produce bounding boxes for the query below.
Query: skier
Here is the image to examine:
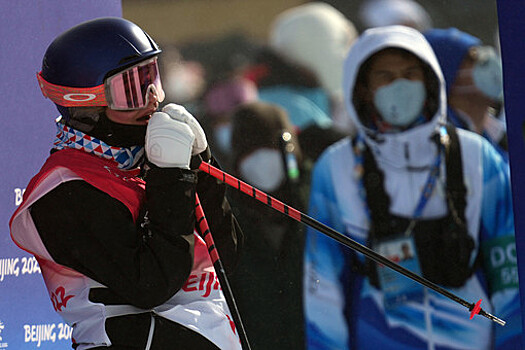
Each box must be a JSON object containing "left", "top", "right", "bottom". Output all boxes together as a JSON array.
[{"left": 10, "top": 17, "right": 243, "bottom": 350}]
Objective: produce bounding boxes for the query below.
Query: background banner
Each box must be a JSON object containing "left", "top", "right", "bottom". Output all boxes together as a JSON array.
[
  {"left": 0, "top": 2, "right": 121, "bottom": 349},
  {"left": 497, "top": 0, "right": 525, "bottom": 344}
]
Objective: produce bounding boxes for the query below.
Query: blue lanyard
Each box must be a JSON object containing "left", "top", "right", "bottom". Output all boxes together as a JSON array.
[{"left": 353, "top": 130, "right": 444, "bottom": 220}]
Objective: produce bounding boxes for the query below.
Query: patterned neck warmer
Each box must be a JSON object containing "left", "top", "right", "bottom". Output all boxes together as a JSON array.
[{"left": 53, "top": 121, "right": 144, "bottom": 170}]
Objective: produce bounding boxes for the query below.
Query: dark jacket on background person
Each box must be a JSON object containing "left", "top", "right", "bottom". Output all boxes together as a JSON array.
[{"left": 228, "top": 102, "right": 307, "bottom": 349}]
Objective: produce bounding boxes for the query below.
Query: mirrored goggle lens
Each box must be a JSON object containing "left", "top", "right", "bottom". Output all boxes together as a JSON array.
[{"left": 106, "top": 58, "right": 165, "bottom": 110}]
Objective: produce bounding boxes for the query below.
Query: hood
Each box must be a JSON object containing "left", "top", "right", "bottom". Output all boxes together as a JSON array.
[
  {"left": 269, "top": 2, "right": 358, "bottom": 97},
  {"left": 424, "top": 28, "right": 481, "bottom": 94},
  {"left": 343, "top": 25, "right": 447, "bottom": 168}
]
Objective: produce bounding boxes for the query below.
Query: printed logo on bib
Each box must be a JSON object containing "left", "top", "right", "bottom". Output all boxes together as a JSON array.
[
  {"left": 182, "top": 271, "right": 221, "bottom": 297},
  {"left": 51, "top": 286, "right": 74, "bottom": 312},
  {"left": 482, "top": 235, "right": 519, "bottom": 292}
]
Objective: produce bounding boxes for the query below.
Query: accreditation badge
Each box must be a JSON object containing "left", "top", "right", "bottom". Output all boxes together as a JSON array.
[{"left": 374, "top": 236, "right": 424, "bottom": 309}]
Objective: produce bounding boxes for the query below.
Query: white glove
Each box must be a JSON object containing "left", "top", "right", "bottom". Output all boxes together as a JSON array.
[
  {"left": 145, "top": 112, "right": 193, "bottom": 169},
  {"left": 162, "top": 103, "right": 208, "bottom": 155},
  {"left": 145, "top": 104, "right": 206, "bottom": 169}
]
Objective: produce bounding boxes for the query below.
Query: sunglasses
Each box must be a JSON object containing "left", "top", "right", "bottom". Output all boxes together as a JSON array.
[{"left": 37, "top": 57, "right": 165, "bottom": 110}]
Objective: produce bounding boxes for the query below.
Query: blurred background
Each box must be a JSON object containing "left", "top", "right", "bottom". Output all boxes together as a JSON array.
[{"left": 121, "top": 0, "right": 499, "bottom": 111}]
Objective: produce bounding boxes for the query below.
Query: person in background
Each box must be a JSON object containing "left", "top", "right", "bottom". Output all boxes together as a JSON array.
[
  {"left": 268, "top": 2, "right": 359, "bottom": 135},
  {"left": 200, "top": 76, "right": 258, "bottom": 172},
  {"left": 303, "top": 25, "right": 522, "bottom": 350},
  {"left": 358, "top": 0, "right": 433, "bottom": 32},
  {"left": 425, "top": 27, "right": 508, "bottom": 162},
  {"left": 10, "top": 17, "right": 243, "bottom": 350},
  {"left": 244, "top": 2, "right": 352, "bottom": 165},
  {"left": 228, "top": 102, "right": 307, "bottom": 350}
]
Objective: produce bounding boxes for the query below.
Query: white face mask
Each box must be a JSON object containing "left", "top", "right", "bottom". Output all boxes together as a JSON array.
[
  {"left": 239, "top": 148, "right": 285, "bottom": 192},
  {"left": 456, "top": 47, "right": 503, "bottom": 101},
  {"left": 373, "top": 79, "right": 427, "bottom": 127}
]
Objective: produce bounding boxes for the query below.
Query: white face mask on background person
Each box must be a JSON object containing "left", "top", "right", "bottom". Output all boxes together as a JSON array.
[
  {"left": 239, "top": 148, "right": 285, "bottom": 192},
  {"left": 456, "top": 47, "right": 503, "bottom": 101},
  {"left": 373, "top": 78, "right": 427, "bottom": 127}
]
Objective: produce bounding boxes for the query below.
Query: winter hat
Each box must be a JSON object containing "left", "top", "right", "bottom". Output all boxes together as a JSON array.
[
  {"left": 230, "top": 102, "right": 300, "bottom": 170},
  {"left": 204, "top": 77, "right": 258, "bottom": 116},
  {"left": 269, "top": 2, "right": 358, "bottom": 97},
  {"left": 359, "top": 0, "right": 432, "bottom": 32},
  {"left": 424, "top": 28, "right": 481, "bottom": 94}
]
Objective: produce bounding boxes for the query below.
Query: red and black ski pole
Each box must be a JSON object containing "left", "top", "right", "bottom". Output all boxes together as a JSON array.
[
  {"left": 198, "top": 161, "right": 506, "bottom": 326},
  {"left": 194, "top": 194, "right": 252, "bottom": 349}
]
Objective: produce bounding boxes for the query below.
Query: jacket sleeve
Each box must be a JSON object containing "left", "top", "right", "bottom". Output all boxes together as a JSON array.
[
  {"left": 478, "top": 140, "right": 523, "bottom": 349},
  {"left": 303, "top": 153, "right": 350, "bottom": 350},
  {"left": 30, "top": 167, "right": 198, "bottom": 310}
]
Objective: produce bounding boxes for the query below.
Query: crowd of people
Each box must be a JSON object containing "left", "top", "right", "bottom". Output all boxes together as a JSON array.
[{"left": 10, "top": 0, "right": 521, "bottom": 349}]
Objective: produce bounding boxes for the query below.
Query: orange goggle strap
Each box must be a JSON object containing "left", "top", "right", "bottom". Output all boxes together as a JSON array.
[{"left": 36, "top": 72, "right": 107, "bottom": 107}]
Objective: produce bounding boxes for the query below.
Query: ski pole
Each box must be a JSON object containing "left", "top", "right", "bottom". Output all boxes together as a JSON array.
[
  {"left": 198, "top": 161, "right": 506, "bottom": 326},
  {"left": 195, "top": 194, "right": 252, "bottom": 349}
]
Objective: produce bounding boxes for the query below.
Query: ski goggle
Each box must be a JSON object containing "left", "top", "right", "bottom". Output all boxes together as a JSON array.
[{"left": 37, "top": 57, "right": 165, "bottom": 110}]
